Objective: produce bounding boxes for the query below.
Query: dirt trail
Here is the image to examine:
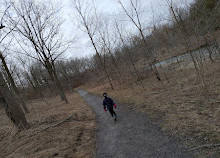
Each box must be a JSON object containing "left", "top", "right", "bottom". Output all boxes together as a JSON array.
[{"left": 77, "top": 90, "right": 194, "bottom": 158}]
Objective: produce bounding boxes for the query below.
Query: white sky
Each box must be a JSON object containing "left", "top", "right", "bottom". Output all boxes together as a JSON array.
[
  {"left": 60, "top": 0, "right": 121, "bottom": 59},
  {"left": 60, "top": 0, "right": 163, "bottom": 59},
  {"left": 0, "top": 0, "right": 195, "bottom": 59},
  {"left": 60, "top": 0, "right": 195, "bottom": 59}
]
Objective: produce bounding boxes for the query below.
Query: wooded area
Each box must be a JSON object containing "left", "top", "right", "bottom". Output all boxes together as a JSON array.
[
  {"left": 0, "top": 0, "right": 219, "bottom": 129},
  {"left": 0, "top": 0, "right": 219, "bottom": 157}
]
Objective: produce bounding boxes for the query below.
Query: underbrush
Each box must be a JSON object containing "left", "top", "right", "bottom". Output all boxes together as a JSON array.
[
  {"left": 85, "top": 60, "right": 220, "bottom": 158},
  {"left": 0, "top": 93, "right": 96, "bottom": 158}
]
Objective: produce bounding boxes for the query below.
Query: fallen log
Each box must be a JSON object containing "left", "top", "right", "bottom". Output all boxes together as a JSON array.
[{"left": 29, "top": 114, "right": 77, "bottom": 137}]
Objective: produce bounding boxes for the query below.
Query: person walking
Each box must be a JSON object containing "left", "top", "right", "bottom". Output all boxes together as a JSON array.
[{"left": 103, "top": 93, "right": 117, "bottom": 121}]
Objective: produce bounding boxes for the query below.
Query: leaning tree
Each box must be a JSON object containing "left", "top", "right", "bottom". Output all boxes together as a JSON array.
[
  {"left": 0, "top": 5, "right": 29, "bottom": 129},
  {"left": 8, "top": 0, "right": 70, "bottom": 103}
]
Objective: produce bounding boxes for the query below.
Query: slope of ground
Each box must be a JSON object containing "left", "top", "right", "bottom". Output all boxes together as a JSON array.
[
  {"left": 85, "top": 60, "right": 220, "bottom": 157},
  {"left": 0, "top": 92, "right": 96, "bottom": 158},
  {"left": 77, "top": 89, "right": 194, "bottom": 158}
]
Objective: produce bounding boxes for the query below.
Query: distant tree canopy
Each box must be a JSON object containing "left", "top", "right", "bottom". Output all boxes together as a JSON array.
[
  {"left": 205, "top": 0, "right": 218, "bottom": 9},
  {"left": 188, "top": 0, "right": 219, "bottom": 31}
]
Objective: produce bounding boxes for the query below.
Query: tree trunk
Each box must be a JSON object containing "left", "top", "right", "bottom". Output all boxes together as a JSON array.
[
  {"left": 101, "top": 36, "right": 124, "bottom": 85},
  {"left": 117, "top": 29, "right": 144, "bottom": 88},
  {"left": 0, "top": 52, "right": 29, "bottom": 114},
  {"left": 16, "top": 73, "right": 26, "bottom": 91},
  {"left": 0, "top": 72, "right": 29, "bottom": 130},
  {"left": 152, "top": 63, "right": 161, "bottom": 81},
  {"left": 103, "top": 53, "right": 114, "bottom": 90},
  {"left": 109, "top": 51, "right": 124, "bottom": 84},
  {"left": 52, "top": 68, "right": 68, "bottom": 103},
  {"left": 214, "top": 40, "right": 220, "bottom": 55},
  {"left": 26, "top": 73, "right": 47, "bottom": 102},
  {"left": 45, "top": 61, "right": 68, "bottom": 103},
  {"left": 204, "top": 37, "right": 214, "bottom": 63},
  {"left": 130, "top": 59, "right": 144, "bottom": 88},
  {"left": 168, "top": 3, "right": 201, "bottom": 75}
]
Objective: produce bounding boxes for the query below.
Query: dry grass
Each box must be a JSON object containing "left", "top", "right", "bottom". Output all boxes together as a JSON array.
[
  {"left": 0, "top": 92, "right": 96, "bottom": 158},
  {"left": 85, "top": 60, "right": 220, "bottom": 157}
]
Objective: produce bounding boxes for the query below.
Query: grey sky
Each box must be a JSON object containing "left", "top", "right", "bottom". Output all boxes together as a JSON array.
[
  {"left": 60, "top": 0, "right": 157, "bottom": 59},
  {"left": 0, "top": 0, "right": 195, "bottom": 59},
  {"left": 60, "top": 0, "right": 195, "bottom": 59},
  {"left": 61, "top": 0, "right": 121, "bottom": 59}
]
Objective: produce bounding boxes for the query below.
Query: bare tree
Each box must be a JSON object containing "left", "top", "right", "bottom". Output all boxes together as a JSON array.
[
  {"left": 115, "top": 21, "right": 145, "bottom": 88},
  {"left": 98, "top": 16, "right": 125, "bottom": 84},
  {"left": 165, "top": 0, "right": 200, "bottom": 72},
  {"left": 0, "top": 7, "right": 29, "bottom": 129},
  {"left": 0, "top": 50, "right": 29, "bottom": 113},
  {"left": 0, "top": 71, "right": 29, "bottom": 129},
  {"left": 72, "top": 0, "right": 114, "bottom": 90},
  {"left": 187, "top": 0, "right": 219, "bottom": 62},
  {"left": 17, "top": 56, "right": 50, "bottom": 104},
  {"left": 117, "top": 0, "right": 161, "bottom": 81},
  {"left": 8, "top": 0, "right": 69, "bottom": 103}
]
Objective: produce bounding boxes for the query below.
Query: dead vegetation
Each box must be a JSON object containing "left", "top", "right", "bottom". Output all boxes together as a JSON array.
[
  {"left": 0, "top": 0, "right": 219, "bottom": 157},
  {"left": 0, "top": 93, "right": 96, "bottom": 158},
  {"left": 85, "top": 59, "right": 220, "bottom": 158}
]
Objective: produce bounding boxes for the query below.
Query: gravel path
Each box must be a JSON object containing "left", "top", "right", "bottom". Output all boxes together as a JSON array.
[{"left": 77, "top": 90, "right": 194, "bottom": 158}]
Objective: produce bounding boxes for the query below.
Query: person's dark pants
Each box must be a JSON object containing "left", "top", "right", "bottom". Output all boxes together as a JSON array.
[{"left": 108, "top": 107, "right": 117, "bottom": 117}]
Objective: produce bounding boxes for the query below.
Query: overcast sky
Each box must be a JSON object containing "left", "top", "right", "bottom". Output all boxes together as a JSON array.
[
  {"left": 59, "top": 0, "right": 156, "bottom": 59},
  {"left": 59, "top": 0, "right": 194, "bottom": 59},
  {"left": 0, "top": 0, "right": 195, "bottom": 59},
  {"left": 60, "top": 0, "right": 122, "bottom": 59}
]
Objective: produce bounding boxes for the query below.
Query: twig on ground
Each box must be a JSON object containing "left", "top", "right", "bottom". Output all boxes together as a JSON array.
[
  {"left": 188, "top": 144, "right": 220, "bottom": 151},
  {"left": 29, "top": 114, "right": 77, "bottom": 137}
]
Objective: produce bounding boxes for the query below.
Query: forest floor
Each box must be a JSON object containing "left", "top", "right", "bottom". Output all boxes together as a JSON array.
[
  {"left": 84, "top": 60, "right": 220, "bottom": 157},
  {"left": 0, "top": 92, "right": 96, "bottom": 158}
]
